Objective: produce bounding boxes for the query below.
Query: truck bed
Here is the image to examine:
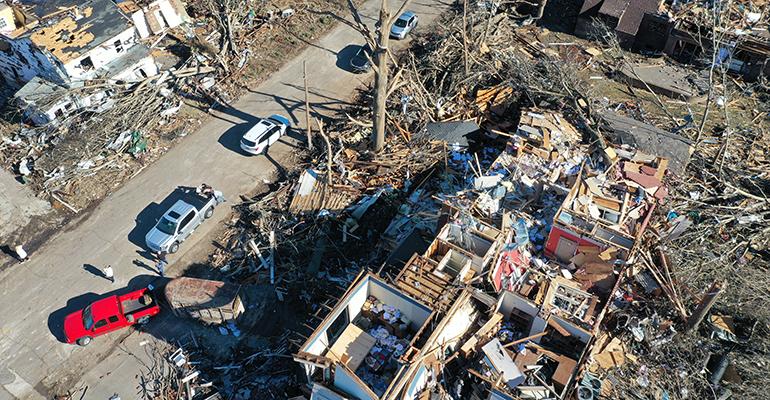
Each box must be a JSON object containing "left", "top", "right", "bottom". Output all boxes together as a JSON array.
[
  {"left": 180, "top": 188, "right": 213, "bottom": 211},
  {"left": 120, "top": 291, "right": 156, "bottom": 315}
]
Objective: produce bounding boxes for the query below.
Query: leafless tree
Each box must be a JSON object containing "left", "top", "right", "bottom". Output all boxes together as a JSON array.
[{"left": 346, "top": 0, "right": 413, "bottom": 152}]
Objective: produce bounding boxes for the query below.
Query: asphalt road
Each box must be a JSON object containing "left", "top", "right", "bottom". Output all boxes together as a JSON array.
[{"left": 0, "top": 0, "right": 451, "bottom": 398}]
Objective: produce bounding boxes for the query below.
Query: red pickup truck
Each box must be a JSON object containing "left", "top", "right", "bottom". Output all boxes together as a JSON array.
[{"left": 64, "top": 287, "right": 161, "bottom": 346}]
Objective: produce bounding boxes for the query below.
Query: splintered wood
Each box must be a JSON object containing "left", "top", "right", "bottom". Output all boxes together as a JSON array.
[
  {"left": 288, "top": 169, "right": 359, "bottom": 214},
  {"left": 394, "top": 254, "right": 457, "bottom": 311}
]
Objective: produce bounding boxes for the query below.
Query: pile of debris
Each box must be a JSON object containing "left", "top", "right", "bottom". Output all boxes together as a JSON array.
[
  {"left": 283, "top": 2, "right": 770, "bottom": 400},
  {"left": 101, "top": 1, "right": 769, "bottom": 399},
  {"left": 138, "top": 332, "right": 299, "bottom": 400}
]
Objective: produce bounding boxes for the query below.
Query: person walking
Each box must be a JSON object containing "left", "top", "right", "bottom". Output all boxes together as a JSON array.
[
  {"left": 14, "top": 244, "right": 29, "bottom": 263},
  {"left": 102, "top": 265, "right": 115, "bottom": 283},
  {"left": 155, "top": 252, "right": 168, "bottom": 277}
]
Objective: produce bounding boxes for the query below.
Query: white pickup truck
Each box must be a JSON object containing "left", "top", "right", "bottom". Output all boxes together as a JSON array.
[{"left": 145, "top": 186, "right": 225, "bottom": 254}]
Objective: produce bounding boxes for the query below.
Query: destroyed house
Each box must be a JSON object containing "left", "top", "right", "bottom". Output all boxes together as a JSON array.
[
  {"left": 0, "top": 0, "right": 158, "bottom": 88},
  {"left": 575, "top": 0, "right": 770, "bottom": 80},
  {"left": 663, "top": 17, "right": 770, "bottom": 81},
  {"left": 473, "top": 110, "right": 585, "bottom": 226},
  {"left": 294, "top": 213, "right": 505, "bottom": 398},
  {"left": 417, "top": 290, "right": 593, "bottom": 400},
  {"left": 0, "top": 0, "right": 162, "bottom": 125},
  {"left": 474, "top": 111, "right": 657, "bottom": 332},
  {"left": 390, "top": 213, "right": 504, "bottom": 309},
  {"left": 294, "top": 273, "right": 436, "bottom": 400},
  {"left": 545, "top": 148, "right": 668, "bottom": 265},
  {"left": 575, "top": 0, "right": 665, "bottom": 50},
  {"left": 471, "top": 110, "right": 591, "bottom": 288},
  {"left": 12, "top": 76, "right": 77, "bottom": 125}
]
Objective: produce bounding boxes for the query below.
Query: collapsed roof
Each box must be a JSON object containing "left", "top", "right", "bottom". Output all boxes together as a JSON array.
[
  {"left": 598, "top": 110, "right": 693, "bottom": 176},
  {"left": 9, "top": 0, "right": 133, "bottom": 63}
]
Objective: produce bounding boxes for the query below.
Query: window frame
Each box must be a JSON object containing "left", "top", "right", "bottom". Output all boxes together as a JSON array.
[
  {"left": 327, "top": 310, "right": 350, "bottom": 344},
  {"left": 596, "top": 207, "right": 621, "bottom": 224},
  {"left": 79, "top": 56, "right": 94, "bottom": 71},
  {"left": 178, "top": 211, "right": 195, "bottom": 230}
]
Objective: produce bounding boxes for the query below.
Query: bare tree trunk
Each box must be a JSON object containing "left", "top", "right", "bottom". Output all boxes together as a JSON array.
[
  {"left": 346, "top": 0, "right": 411, "bottom": 152},
  {"left": 373, "top": 0, "right": 391, "bottom": 152},
  {"left": 696, "top": 6, "right": 720, "bottom": 145},
  {"left": 314, "top": 118, "right": 333, "bottom": 186}
]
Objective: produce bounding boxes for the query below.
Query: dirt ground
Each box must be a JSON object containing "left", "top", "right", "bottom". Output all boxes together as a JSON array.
[{"left": 0, "top": 170, "right": 58, "bottom": 256}]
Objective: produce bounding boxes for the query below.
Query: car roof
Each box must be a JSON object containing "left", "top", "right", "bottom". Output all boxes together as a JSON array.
[
  {"left": 267, "top": 114, "right": 290, "bottom": 127},
  {"left": 166, "top": 200, "right": 195, "bottom": 220},
  {"left": 398, "top": 11, "right": 415, "bottom": 19},
  {"left": 243, "top": 118, "right": 276, "bottom": 141},
  {"left": 90, "top": 295, "right": 120, "bottom": 318}
]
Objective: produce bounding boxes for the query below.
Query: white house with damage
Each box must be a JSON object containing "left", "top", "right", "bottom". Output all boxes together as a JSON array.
[{"left": 0, "top": 0, "right": 188, "bottom": 125}]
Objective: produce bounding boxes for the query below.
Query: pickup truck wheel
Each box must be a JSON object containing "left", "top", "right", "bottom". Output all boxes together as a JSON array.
[
  {"left": 168, "top": 242, "right": 179, "bottom": 254},
  {"left": 204, "top": 207, "right": 214, "bottom": 219},
  {"left": 77, "top": 336, "right": 92, "bottom": 346},
  {"left": 137, "top": 316, "right": 150, "bottom": 325}
]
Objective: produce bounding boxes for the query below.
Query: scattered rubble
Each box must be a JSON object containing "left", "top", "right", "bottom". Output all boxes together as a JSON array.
[
  {"left": 13, "top": 0, "right": 768, "bottom": 399},
  {"left": 280, "top": 2, "right": 770, "bottom": 400}
]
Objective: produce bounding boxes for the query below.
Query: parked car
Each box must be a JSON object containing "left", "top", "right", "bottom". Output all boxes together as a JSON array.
[
  {"left": 350, "top": 43, "right": 373, "bottom": 73},
  {"left": 145, "top": 185, "right": 225, "bottom": 254},
  {"left": 390, "top": 11, "right": 418, "bottom": 39},
  {"left": 240, "top": 114, "right": 291, "bottom": 155},
  {"left": 165, "top": 277, "right": 244, "bottom": 325},
  {"left": 64, "top": 287, "right": 160, "bottom": 346}
]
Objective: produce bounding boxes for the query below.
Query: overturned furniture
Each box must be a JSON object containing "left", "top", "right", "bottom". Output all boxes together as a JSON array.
[{"left": 165, "top": 277, "right": 245, "bottom": 325}]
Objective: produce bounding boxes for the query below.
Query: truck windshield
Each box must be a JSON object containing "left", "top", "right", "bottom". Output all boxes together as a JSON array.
[
  {"left": 83, "top": 305, "right": 94, "bottom": 330},
  {"left": 156, "top": 217, "right": 177, "bottom": 235}
]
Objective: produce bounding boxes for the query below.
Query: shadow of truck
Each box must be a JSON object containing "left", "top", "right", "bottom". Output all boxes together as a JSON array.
[{"left": 48, "top": 274, "right": 163, "bottom": 343}]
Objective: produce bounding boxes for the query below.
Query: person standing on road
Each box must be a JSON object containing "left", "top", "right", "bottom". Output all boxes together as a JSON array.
[
  {"left": 14, "top": 244, "right": 29, "bottom": 263},
  {"left": 103, "top": 265, "right": 115, "bottom": 283},
  {"left": 155, "top": 252, "right": 168, "bottom": 277}
]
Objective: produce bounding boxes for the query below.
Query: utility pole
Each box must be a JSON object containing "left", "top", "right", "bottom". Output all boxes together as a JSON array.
[
  {"left": 269, "top": 230, "right": 276, "bottom": 285},
  {"left": 303, "top": 60, "right": 312, "bottom": 150}
]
